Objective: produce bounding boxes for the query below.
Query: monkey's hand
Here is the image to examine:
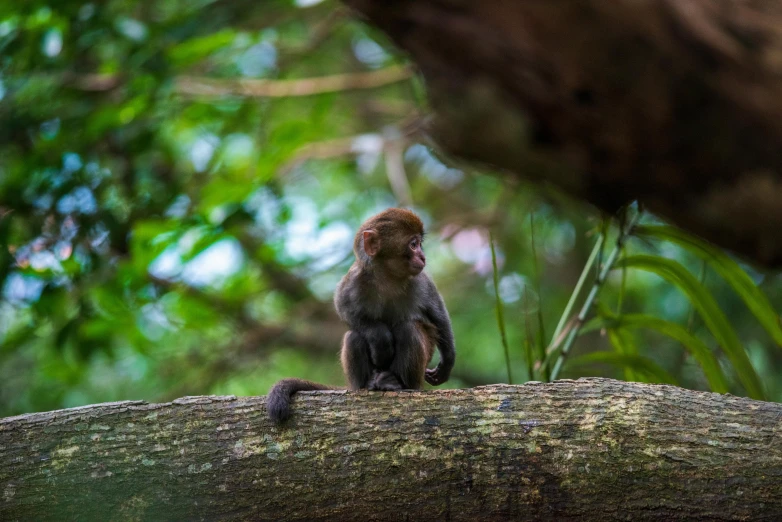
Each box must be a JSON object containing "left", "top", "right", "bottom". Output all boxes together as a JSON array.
[{"left": 425, "top": 365, "right": 450, "bottom": 386}]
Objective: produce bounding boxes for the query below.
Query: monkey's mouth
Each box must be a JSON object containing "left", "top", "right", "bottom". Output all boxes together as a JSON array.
[{"left": 410, "top": 261, "right": 425, "bottom": 275}]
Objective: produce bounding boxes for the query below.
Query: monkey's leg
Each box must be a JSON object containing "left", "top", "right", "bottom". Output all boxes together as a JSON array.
[
  {"left": 388, "top": 321, "right": 429, "bottom": 389},
  {"left": 362, "top": 323, "right": 395, "bottom": 370},
  {"left": 363, "top": 326, "right": 404, "bottom": 391},
  {"left": 340, "top": 331, "right": 374, "bottom": 390}
]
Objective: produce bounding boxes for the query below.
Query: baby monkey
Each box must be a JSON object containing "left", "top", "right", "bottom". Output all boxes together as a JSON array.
[{"left": 267, "top": 208, "right": 456, "bottom": 423}]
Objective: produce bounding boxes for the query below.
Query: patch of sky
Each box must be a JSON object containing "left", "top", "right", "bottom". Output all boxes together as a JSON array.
[
  {"left": 221, "top": 133, "right": 255, "bottom": 169},
  {"left": 32, "top": 193, "right": 53, "bottom": 211},
  {"left": 190, "top": 133, "right": 219, "bottom": 172},
  {"left": 149, "top": 237, "right": 246, "bottom": 289},
  {"left": 42, "top": 27, "right": 62, "bottom": 57},
  {"left": 182, "top": 238, "right": 245, "bottom": 287},
  {"left": 238, "top": 41, "right": 277, "bottom": 77},
  {"left": 57, "top": 186, "right": 97, "bottom": 215},
  {"left": 484, "top": 272, "right": 535, "bottom": 306},
  {"left": 283, "top": 197, "right": 353, "bottom": 271},
  {"left": 498, "top": 273, "right": 531, "bottom": 305},
  {"left": 405, "top": 144, "right": 464, "bottom": 189},
  {"left": 352, "top": 36, "right": 388, "bottom": 68},
  {"left": 115, "top": 17, "right": 148, "bottom": 42},
  {"left": 245, "top": 187, "right": 283, "bottom": 236},
  {"left": 165, "top": 194, "right": 191, "bottom": 219},
  {"left": 63, "top": 152, "right": 83, "bottom": 174},
  {"left": 138, "top": 302, "right": 174, "bottom": 341},
  {"left": 29, "top": 250, "right": 63, "bottom": 273},
  {"left": 351, "top": 133, "right": 384, "bottom": 174},
  {"left": 3, "top": 273, "right": 45, "bottom": 305},
  {"left": 148, "top": 245, "right": 182, "bottom": 281}
]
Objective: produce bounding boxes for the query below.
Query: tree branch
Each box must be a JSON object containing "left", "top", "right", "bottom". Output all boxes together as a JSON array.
[
  {"left": 174, "top": 65, "right": 413, "bottom": 98},
  {"left": 2, "top": 378, "right": 780, "bottom": 520},
  {"left": 341, "top": 0, "right": 782, "bottom": 267}
]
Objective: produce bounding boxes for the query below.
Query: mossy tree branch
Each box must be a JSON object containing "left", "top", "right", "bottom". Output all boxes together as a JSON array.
[
  {"left": 342, "top": 0, "right": 782, "bottom": 267},
  {"left": 2, "top": 378, "right": 781, "bottom": 521}
]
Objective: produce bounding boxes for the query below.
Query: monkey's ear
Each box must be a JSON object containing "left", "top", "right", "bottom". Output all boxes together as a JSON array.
[{"left": 363, "top": 230, "right": 380, "bottom": 257}]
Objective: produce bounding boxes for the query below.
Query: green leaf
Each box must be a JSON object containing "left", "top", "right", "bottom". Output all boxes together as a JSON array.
[
  {"left": 595, "top": 302, "right": 640, "bottom": 382},
  {"left": 606, "top": 325, "right": 640, "bottom": 383},
  {"left": 618, "top": 255, "right": 765, "bottom": 400},
  {"left": 167, "top": 30, "right": 236, "bottom": 67},
  {"left": 599, "top": 314, "right": 729, "bottom": 393},
  {"left": 569, "top": 351, "right": 677, "bottom": 385},
  {"left": 635, "top": 225, "right": 782, "bottom": 346}
]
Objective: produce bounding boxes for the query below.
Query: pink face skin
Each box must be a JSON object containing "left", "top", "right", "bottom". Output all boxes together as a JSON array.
[{"left": 408, "top": 235, "right": 426, "bottom": 275}]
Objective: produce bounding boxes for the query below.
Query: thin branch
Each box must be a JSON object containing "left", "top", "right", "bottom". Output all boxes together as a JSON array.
[
  {"left": 277, "top": 112, "right": 423, "bottom": 178},
  {"left": 384, "top": 133, "right": 413, "bottom": 206},
  {"left": 174, "top": 65, "right": 414, "bottom": 98},
  {"left": 65, "top": 73, "right": 123, "bottom": 92},
  {"left": 276, "top": 7, "right": 350, "bottom": 70},
  {"left": 278, "top": 135, "right": 360, "bottom": 177}
]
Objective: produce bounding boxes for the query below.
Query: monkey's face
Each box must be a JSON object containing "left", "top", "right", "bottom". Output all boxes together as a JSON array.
[
  {"left": 406, "top": 235, "right": 426, "bottom": 276},
  {"left": 375, "top": 232, "right": 426, "bottom": 280}
]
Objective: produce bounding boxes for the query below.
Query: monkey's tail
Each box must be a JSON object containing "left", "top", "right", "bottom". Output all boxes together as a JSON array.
[{"left": 267, "top": 378, "right": 338, "bottom": 423}]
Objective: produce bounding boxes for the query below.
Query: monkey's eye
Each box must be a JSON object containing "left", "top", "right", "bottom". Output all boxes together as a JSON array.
[{"left": 409, "top": 238, "right": 419, "bottom": 250}]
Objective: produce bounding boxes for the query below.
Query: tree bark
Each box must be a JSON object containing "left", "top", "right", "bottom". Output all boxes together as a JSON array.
[
  {"left": 1, "top": 378, "right": 781, "bottom": 521},
  {"left": 342, "top": 0, "right": 782, "bottom": 267}
]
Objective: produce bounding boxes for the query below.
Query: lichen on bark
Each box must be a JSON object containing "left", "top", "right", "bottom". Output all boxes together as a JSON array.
[{"left": 2, "top": 378, "right": 781, "bottom": 520}]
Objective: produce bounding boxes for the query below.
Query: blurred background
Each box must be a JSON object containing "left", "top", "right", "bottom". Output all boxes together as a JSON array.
[{"left": 1, "top": 0, "right": 781, "bottom": 417}]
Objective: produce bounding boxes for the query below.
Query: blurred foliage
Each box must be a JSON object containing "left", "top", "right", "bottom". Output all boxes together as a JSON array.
[{"left": 1, "top": 0, "right": 782, "bottom": 417}]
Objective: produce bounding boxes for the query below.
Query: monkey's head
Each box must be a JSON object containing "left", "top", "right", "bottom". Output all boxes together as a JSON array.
[{"left": 355, "top": 208, "right": 426, "bottom": 279}]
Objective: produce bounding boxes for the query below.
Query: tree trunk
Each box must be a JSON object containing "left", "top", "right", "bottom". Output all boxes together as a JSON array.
[
  {"left": 342, "top": 0, "right": 782, "bottom": 267},
  {"left": 1, "top": 378, "right": 780, "bottom": 520}
]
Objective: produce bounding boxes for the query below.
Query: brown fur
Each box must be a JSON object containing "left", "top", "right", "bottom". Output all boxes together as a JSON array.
[
  {"left": 268, "top": 208, "right": 455, "bottom": 424},
  {"left": 338, "top": 319, "right": 436, "bottom": 390},
  {"left": 353, "top": 208, "right": 424, "bottom": 258}
]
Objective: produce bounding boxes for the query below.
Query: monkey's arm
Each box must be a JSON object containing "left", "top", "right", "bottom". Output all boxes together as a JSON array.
[{"left": 422, "top": 278, "right": 456, "bottom": 386}]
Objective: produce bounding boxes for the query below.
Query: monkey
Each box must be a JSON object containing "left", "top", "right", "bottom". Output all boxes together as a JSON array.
[{"left": 267, "top": 208, "right": 456, "bottom": 423}]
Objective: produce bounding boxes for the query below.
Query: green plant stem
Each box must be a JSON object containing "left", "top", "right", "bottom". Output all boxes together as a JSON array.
[
  {"left": 550, "top": 212, "right": 641, "bottom": 381},
  {"left": 529, "top": 213, "right": 548, "bottom": 379},
  {"left": 617, "top": 245, "right": 627, "bottom": 314},
  {"left": 549, "top": 236, "right": 604, "bottom": 350},
  {"left": 490, "top": 232, "right": 513, "bottom": 384},
  {"left": 523, "top": 290, "right": 535, "bottom": 381}
]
